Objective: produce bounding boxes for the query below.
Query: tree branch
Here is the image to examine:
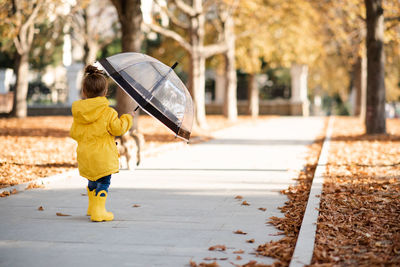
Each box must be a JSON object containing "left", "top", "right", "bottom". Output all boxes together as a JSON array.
[
  {"left": 173, "top": 0, "right": 196, "bottom": 17},
  {"left": 154, "top": 0, "right": 189, "bottom": 29},
  {"left": 202, "top": 42, "right": 228, "bottom": 58},
  {"left": 145, "top": 22, "right": 192, "bottom": 52},
  {"left": 385, "top": 16, "right": 400, "bottom": 22}
]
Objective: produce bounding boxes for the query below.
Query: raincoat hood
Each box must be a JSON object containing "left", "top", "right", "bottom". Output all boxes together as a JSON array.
[{"left": 72, "top": 97, "right": 109, "bottom": 124}]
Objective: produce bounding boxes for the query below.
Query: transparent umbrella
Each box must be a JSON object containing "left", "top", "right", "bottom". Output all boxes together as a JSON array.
[{"left": 97, "top": 52, "right": 194, "bottom": 142}]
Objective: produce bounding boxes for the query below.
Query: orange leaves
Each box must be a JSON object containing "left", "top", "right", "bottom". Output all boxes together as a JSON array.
[
  {"left": 312, "top": 118, "right": 400, "bottom": 265},
  {"left": 241, "top": 201, "right": 250, "bottom": 206},
  {"left": 208, "top": 245, "right": 226, "bottom": 251},
  {"left": 233, "top": 230, "right": 247, "bottom": 235},
  {"left": 0, "top": 116, "right": 248, "bottom": 189},
  {"left": 38, "top": 206, "right": 44, "bottom": 211},
  {"left": 56, "top": 212, "right": 70, "bottom": 217},
  {"left": 0, "top": 190, "right": 10, "bottom": 197},
  {"left": 190, "top": 260, "right": 220, "bottom": 267},
  {"left": 234, "top": 195, "right": 243, "bottom": 200},
  {"left": 0, "top": 188, "right": 17, "bottom": 197},
  {"left": 258, "top": 208, "right": 266, "bottom": 212},
  {"left": 132, "top": 204, "right": 141, "bottom": 208}
]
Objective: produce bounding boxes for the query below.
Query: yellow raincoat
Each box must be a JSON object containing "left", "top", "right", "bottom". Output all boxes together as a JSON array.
[{"left": 70, "top": 96, "right": 132, "bottom": 181}]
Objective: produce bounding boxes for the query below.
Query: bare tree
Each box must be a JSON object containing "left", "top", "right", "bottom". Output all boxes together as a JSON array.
[
  {"left": 364, "top": 0, "right": 386, "bottom": 134},
  {"left": 7, "top": 0, "right": 45, "bottom": 117},
  {"left": 71, "top": 0, "right": 118, "bottom": 66},
  {"left": 145, "top": 0, "right": 234, "bottom": 128}
]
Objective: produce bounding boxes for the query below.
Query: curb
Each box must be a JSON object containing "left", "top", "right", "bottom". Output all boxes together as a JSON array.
[
  {"left": 0, "top": 169, "right": 79, "bottom": 195},
  {"left": 289, "top": 116, "right": 335, "bottom": 267}
]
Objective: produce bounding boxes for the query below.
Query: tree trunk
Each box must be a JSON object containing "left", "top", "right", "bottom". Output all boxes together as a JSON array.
[
  {"left": 190, "top": 50, "right": 207, "bottom": 128},
  {"left": 112, "top": 0, "right": 143, "bottom": 130},
  {"left": 190, "top": 0, "right": 208, "bottom": 128},
  {"left": 12, "top": 52, "right": 29, "bottom": 118},
  {"left": 248, "top": 74, "right": 259, "bottom": 117},
  {"left": 352, "top": 56, "right": 367, "bottom": 118},
  {"left": 365, "top": 0, "right": 386, "bottom": 134},
  {"left": 223, "top": 15, "right": 237, "bottom": 121}
]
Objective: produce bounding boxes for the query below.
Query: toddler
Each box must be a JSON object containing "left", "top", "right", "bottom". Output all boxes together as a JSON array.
[{"left": 70, "top": 65, "right": 133, "bottom": 222}]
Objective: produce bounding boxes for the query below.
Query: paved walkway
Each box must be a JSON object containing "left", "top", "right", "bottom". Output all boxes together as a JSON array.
[{"left": 0, "top": 117, "right": 324, "bottom": 267}]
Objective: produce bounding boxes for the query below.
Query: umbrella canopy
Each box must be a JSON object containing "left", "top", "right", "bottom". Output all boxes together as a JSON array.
[{"left": 97, "top": 52, "right": 194, "bottom": 142}]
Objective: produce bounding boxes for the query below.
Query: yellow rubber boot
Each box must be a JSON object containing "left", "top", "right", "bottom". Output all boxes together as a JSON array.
[
  {"left": 90, "top": 190, "right": 114, "bottom": 222},
  {"left": 86, "top": 187, "right": 95, "bottom": 216}
]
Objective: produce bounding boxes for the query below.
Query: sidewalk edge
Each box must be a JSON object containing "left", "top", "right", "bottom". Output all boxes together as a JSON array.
[{"left": 289, "top": 116, "right": 335, "bottom": 267}]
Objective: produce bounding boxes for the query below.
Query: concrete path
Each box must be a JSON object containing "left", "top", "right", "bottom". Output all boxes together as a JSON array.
[{"left": 0, "top": 117, "right": 324, "bottom": 267}]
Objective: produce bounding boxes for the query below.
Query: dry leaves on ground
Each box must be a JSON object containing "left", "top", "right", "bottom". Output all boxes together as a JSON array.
[
  {"left": 1, "top": 115, "right": 265, "bottom": 189},
  {"left": 56, "top": 212, "right": 71, "bottom": 216},
  {"left": 310, "top": 118, "right": 400, "bottom": 266},
  {"left": 208, "top": 245, "right": 226, "bottom": 251},
  {"left": 255, "top": 118, "right": 327, "bottom": 266},
  {"left": 190, "top": 260, "right": 220, "bottom": 267},
  {"left": 241, "top": 201, "right": 250, "bottom": 206},
  {"left": 234, "top": 230, "right": 248, "bottom": 235}
]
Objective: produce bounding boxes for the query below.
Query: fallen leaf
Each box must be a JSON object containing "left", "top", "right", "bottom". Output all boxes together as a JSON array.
[
  {"left": 0, "top": 191, "right": 10, "bottom": 197},
  {"left": 235, "top": 195, "right": 243, "bottom": 200},
  {"left": 208, "top": 245, "right": 226, "bottom": 251},
  {"left": 236, "top": 255, "right": 242, "bottom": 260},
  {"left": 246, "top": 239, "right": 255, "bottom": 243},
  {"left": 241, "top": 201, "right": 250, "bottom": 206},
  {"left": 132, "top": 204, "right": 141, "bottom": 208},
  {"left": 234, "top": 230, "right": 247, "bottom": 235},
  {"left": 233, "top": 249, "right": 244, "bottom": 254},
  {"left": 11, "top": 189, "right": 17, "bottom": 194},
  {"left": 56, "top": 212, "right": 71, "bottom": 216},
  {"left": 190, "top": 260, "right": 220, "bottom": 267},
  {"left": 26, "top": 183, "right": 44, "bottom": 189},
  {"left": 38, "top": 206, "right": 44, "bottom": 211},
  {"left": 258, "top": 208, "right": 266, "bottom": 212}
]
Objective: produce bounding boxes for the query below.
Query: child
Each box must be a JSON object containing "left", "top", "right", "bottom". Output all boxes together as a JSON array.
[{"left": 70, "top": 65, "right": 133, "bottom": 222}]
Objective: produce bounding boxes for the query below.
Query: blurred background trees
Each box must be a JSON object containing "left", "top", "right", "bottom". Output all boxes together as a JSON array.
[{"left": 0, "top": 0, "right": 399, "bottom": 134}]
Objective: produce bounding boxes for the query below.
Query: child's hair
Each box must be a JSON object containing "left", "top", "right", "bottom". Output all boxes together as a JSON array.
[{"left": 82, "top": 65, "right": 108, "bottom": 98}]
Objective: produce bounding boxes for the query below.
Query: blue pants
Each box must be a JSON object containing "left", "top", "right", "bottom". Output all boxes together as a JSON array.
[{"left": 88, "top": 175, "right": 111, "bottom": 196}]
